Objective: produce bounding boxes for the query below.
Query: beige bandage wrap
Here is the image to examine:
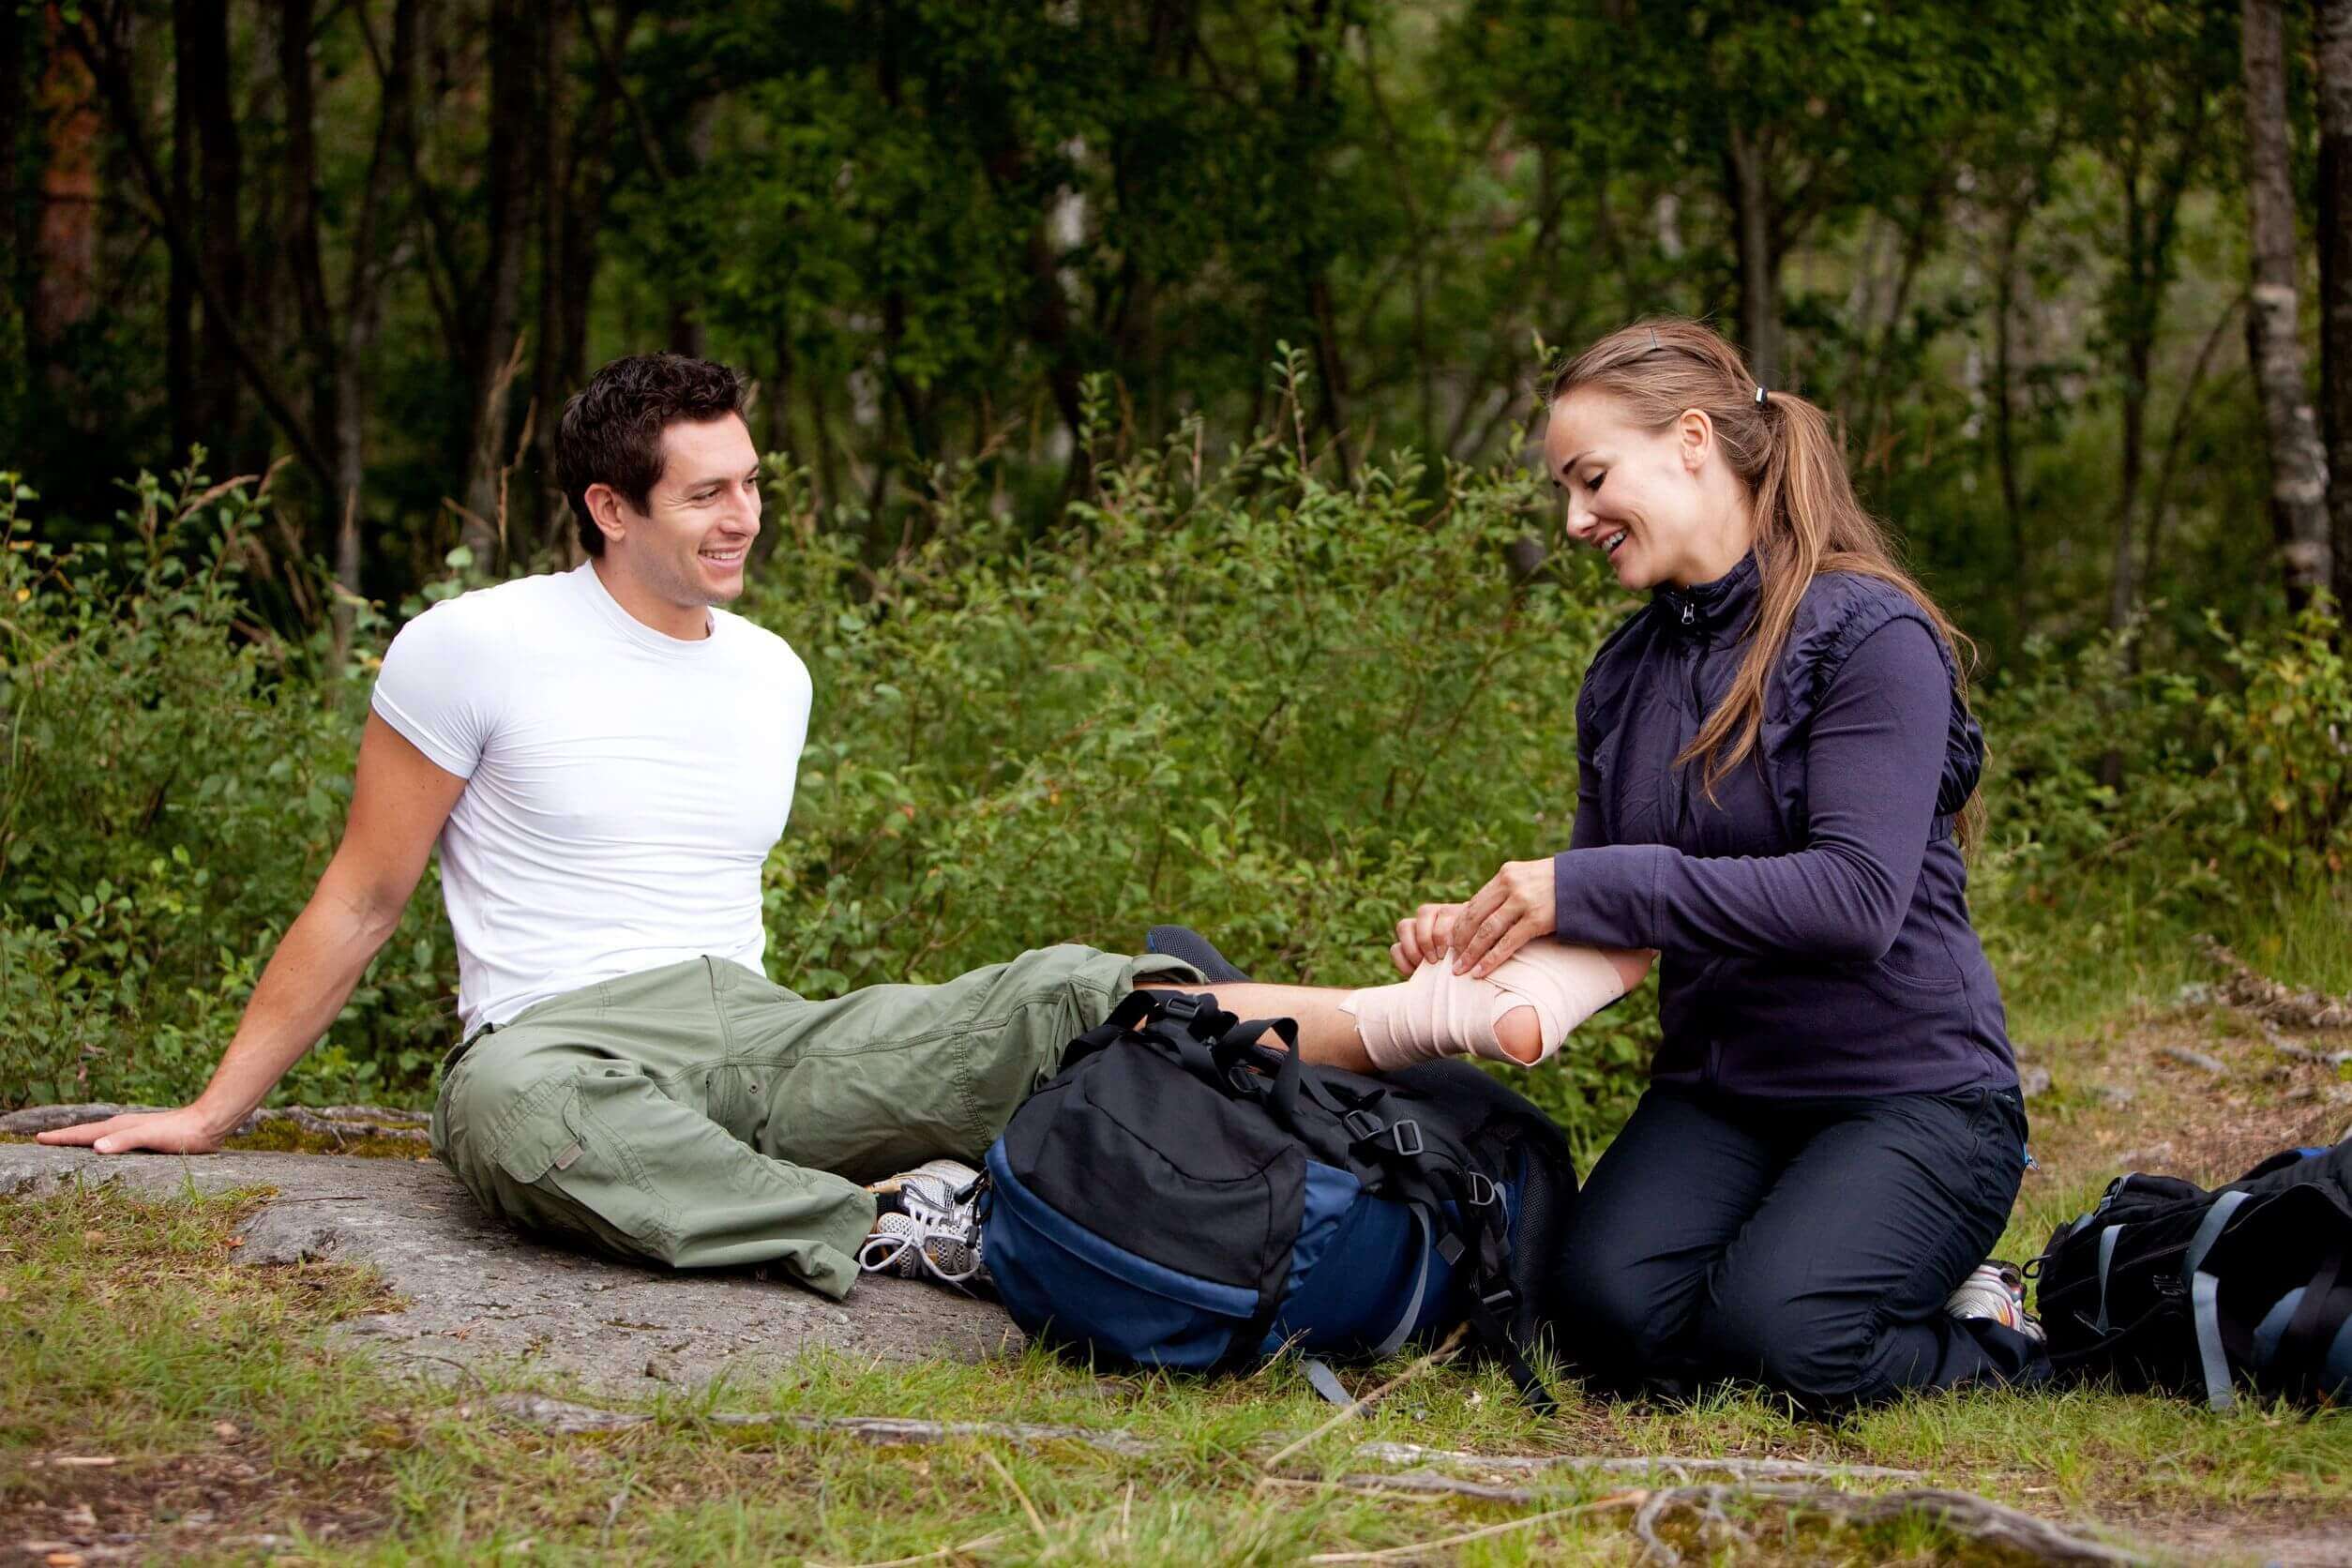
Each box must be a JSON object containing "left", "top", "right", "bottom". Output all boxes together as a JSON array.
[{"left": 1341, "top": 940, "right": 1643, "bottom": 1070}]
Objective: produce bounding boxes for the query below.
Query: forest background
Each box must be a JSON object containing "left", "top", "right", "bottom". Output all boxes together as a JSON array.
[{"left": 2, "top": 0, "right": 2349, "bottom": 1139}]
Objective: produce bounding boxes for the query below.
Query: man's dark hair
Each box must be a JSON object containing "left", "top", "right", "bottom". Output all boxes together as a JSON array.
[{"left": 555, "top": 354, "right": 750, "bottom": 557}]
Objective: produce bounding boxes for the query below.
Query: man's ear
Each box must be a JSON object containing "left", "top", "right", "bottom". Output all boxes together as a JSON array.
[
  {"left": 584, "top": 483, "right": 629, "bottom": 549},
  {"left": 1676, "top": 409, "right": 1713, "bottom": 473}
]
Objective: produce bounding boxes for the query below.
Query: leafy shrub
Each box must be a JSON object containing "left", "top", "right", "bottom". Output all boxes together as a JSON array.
[
  {"left": 5, "top": 402, "right": 2343, "bottom": 1141},
  {"left": 0, "top": 464, "right": 457, "bottom": 1108}
]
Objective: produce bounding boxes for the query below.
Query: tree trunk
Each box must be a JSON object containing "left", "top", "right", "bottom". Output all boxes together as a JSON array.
[
  {"left": 175, "top": 0, "right": 244, "bottom": 446},
  {"left": 166, "top": 8, "right": 195, "bottom": 458},
  {"left": 64, "top": 8, "right": 331, "bottom": 489},
  {"left": 329, "top": 0, "right": 421, "bottom": 657},
  {"left": 1292, "top": 0, "right": 1352, "bottom": 482},
  {"left": 279, "top": 0, "right": 340, "bottom": 565},
  {"left": 459, "top": 0, "right": 538, "bottom": 566},
  {"left": 531, "top": 0, "right": 569, "bottom": 555},
  {"left": 1726, "top": 124, "right": 1781, "bottom": 386},
  {"left": 2108, "top": 329, "right": 2150, "bottom": 636},
  {"left": 2318, "top": 0, "right": 2352, "bottom": 614},
  {"left": 0, "top": 7, "right": 25, "bottom": 326},
  {"left": 2245, "top": 0, "right": 2333, "bottom": 606},
  {"left": 665, "top": 83, "right": 717, "bottom": 358},
  {"left": 1993, "top": 197, "right": 2029, "bottom": 635},
  {"left": 31, "top": 3, "right": 99, "bottom": 361}
]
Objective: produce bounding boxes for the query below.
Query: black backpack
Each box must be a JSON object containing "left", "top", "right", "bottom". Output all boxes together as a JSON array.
[
  {"left": 978, "top": 989, "right": 1578, "bottom": 1408},
  {"left": 2031, "top": 1140, "right": 2352, "bottom": 1408}
]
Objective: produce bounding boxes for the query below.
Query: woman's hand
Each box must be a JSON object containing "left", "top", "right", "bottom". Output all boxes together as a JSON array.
[
  {"left": 1391, "top": 902, "right": 1467, "bottom": 975},
  {"left": 1448, "top": 858, "right": 1557, "bottom": 978}
]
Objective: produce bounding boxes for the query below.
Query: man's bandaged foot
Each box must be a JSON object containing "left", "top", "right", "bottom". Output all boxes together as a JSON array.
[{"left": 1341, "top": 941, "right": 1654, "bottom": 1069}]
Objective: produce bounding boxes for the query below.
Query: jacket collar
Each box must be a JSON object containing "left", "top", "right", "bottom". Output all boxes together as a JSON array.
[{"left": 1652, "top": 550, "right": 1759, "bottom": 638}]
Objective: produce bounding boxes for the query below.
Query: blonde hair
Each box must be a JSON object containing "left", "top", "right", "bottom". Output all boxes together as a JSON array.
[{"left": 1546, "top": 317, "right": 1983, "bottom": 842}]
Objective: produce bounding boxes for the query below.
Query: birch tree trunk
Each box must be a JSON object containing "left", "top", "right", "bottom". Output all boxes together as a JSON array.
[
  {"left": 2317, "top": 0, "right": 2352, "bottom": 612},
  {"left": 2244, "top": 0, "right": 2332, "bottom": 606}
]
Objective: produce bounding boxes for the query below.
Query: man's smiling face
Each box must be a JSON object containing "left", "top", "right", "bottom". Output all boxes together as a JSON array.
[{"left": 599, "top": 415, "right": 762, "bottom": 626}]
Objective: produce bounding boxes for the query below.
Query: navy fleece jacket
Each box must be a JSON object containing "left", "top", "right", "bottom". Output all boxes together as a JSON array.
[{"left": 1555, "top": 552, "right": 2018, "bottom": 1099}]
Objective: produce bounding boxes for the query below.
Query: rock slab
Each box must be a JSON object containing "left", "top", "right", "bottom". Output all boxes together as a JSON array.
[{"left": 0, "top": 1142, "right": 1020, "bottom": 1392}]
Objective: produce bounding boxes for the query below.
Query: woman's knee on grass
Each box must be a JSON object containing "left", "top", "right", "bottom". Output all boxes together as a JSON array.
[
  {"left": 1696, "top": 1275, "right": 1883, "bottom": 1408},
  {"left": 1549, "top": 1224, "right": 1703, "bottom": 1379}
]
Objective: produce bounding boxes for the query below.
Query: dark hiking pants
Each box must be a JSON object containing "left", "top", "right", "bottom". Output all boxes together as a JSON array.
[{"left": 1551, "top": 1081, "right": 2042, "bottom": 1407}]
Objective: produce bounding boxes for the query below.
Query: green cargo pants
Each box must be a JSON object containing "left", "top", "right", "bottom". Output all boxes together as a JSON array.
[{"left": 429, "top": 944, "right": 1198, "bottom": 1299}]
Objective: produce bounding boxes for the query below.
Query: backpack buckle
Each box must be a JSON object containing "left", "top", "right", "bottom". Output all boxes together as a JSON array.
[
  {"left": 1342, "top": 1108, "right": 1384, "bottom": 1143},
  {"left": 1153, "top": 992, "right": 1211, "bottom": 1031},
  {"left": 1385, "top": 1119, "right": 1424, "bottom": 1157},
  {"left": 1480, "top": 1284, "right": 1518, "bottom": 1316},
  {"left": 1464, "top": 1172, "right": 1498, "bottom": 1208}
]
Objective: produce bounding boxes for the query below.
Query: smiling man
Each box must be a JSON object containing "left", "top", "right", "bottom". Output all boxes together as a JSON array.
[{"left": 36, "top": 354, "right": 1247, "bottom": 1297}]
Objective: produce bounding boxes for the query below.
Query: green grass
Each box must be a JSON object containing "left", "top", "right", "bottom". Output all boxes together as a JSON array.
[
  {"left": 1984, "top": 872, "right": 2350, "bottom": 1054},
  {"left": 4, "top": 1182, "right": 2349, "bottom": 1564},
  {"left": 6, "top": 879, "right": 2349, "bottom": 1562}
]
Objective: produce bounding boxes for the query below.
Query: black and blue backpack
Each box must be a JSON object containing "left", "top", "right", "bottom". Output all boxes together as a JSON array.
[
  {"left": 2032, "top": 1139, "right": 2352, "bottom": 1409},
  {"left": 977, "top": 988, "right": 1576, "bottom": 1408}
]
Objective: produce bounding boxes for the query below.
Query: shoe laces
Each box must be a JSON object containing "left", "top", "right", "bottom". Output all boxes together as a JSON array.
[{"left": 857, "top": 1174, "right": 984, "bottom": 1289}]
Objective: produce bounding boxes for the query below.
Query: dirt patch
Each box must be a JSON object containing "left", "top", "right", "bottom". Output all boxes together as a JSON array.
[
  {"left": 2097, "top": 1495, "right": 2352, "bottom": 1568},
  {"left": 2018, "top": 1005, "right": 2351, "bottom": 1195},
  {"left": 3, "top": 1439, "right": 396, "bottom": 1561}
]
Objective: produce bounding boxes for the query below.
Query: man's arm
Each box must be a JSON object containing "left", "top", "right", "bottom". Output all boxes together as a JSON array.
[{"left": 38, "top": 714, "right": 468, "bottom": 1153}]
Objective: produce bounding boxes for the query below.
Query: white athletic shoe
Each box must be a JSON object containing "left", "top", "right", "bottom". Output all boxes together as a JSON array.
[
  {"left": 1945, "top": 1259, "right": 2045, "bottom": 1345},
  {"left": 859, "top": 1158, "right": 988, "bottom": 1291}
]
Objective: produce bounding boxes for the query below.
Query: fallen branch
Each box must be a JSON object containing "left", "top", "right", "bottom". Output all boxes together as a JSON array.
[
  {"left": 2199, "top": 937, "right": 2352, "bottom": 1031},
  {"left": 473, "top": 1394, "right": 1946, "bottom": 1482},
  {"left": 1349, "top": 1440, "right": 1925, "bottom": 1483},
  {"left": 2157, "top": 1044, "right": 2227, "bottom": 1076},
  {"left": 808, "top": 1530, "right": 1011, "bottom": 1568},
  {"left": 1627, "top": 1482, "right": 2143, "bottom": 1566},
  {"left": 473, "top": 1394, "right": 1153, "bottom": 1455}
]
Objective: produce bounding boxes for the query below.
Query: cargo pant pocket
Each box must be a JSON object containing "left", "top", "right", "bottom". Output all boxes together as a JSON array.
[{"left": 481, "top": 1075, "right": 677, "bottom": 1264}]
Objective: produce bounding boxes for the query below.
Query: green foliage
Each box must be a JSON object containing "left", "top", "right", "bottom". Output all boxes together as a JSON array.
[
  {"left": 3, "top": 404, "right": 2344, "bottom": 1139},
  {"left": 0, "top": 464, "right": 457, "bottom": 1109},
  {"left": 1975, "top": 598, "right": 2352, "bottom": 912}
]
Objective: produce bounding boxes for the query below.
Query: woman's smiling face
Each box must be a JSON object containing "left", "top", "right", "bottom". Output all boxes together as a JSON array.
[{"left": 1544, "top": 386, "right": 1746, "bottom": 591}]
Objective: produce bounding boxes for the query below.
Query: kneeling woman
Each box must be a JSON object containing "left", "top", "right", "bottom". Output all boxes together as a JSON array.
[{"left": 1405, "top": 318, "right": 2040, "bottom": 1406}]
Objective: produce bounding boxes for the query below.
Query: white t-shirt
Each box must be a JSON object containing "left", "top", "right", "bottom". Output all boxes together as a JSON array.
[{"left": 370, "top": 561, "right": 811, "bottom": 1035}]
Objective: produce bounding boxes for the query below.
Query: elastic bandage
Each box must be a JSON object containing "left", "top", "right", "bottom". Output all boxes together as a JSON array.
[{"left": 1341, "top": 940, "right": 1647, "bottom": 1070}]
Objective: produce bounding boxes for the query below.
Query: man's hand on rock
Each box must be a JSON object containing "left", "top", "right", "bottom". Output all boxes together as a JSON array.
[{"left": 35, "top": 1105, "right": 232, "bottom": 1155}]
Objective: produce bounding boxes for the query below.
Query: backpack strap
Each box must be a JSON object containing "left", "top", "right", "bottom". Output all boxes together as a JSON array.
[
  {"left": 1318, "top": 1088, "right": 1554, "bottom": 1410},
  {"left": 2192, "top": 1270, "right": 2236, "bottom": 1411},
  {"left": 2183, "top": 1190, "right": 2252, "bottom": 1283},
  {"left": 1062, "top": 988, "right": 1173, "bottom": 1067},
  {"left": 2091, "top": 1225, "right": 2124, "bottom": 1334},
  {"left": 2274, "top": 1248, "right": 2352, "bottom": 1399},
  {"left": 1370, "top": 1207, "right": 1437, "bottom": 1357}
]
